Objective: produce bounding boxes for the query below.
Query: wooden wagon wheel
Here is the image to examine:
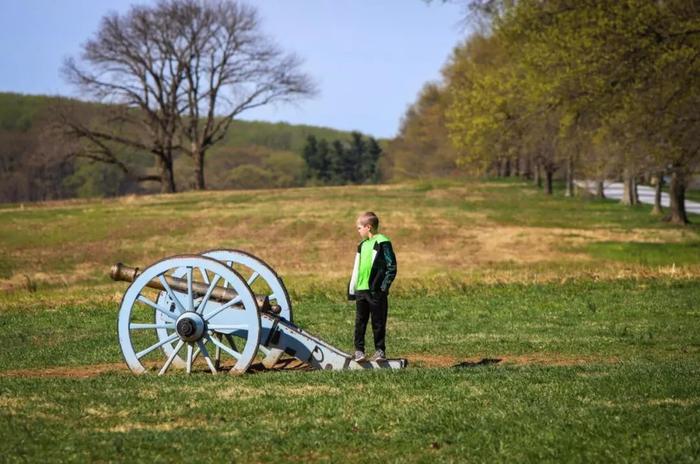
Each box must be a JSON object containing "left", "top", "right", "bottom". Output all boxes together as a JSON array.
[{"left": 117, "top": 255, "right": 261, "bottom": 375}]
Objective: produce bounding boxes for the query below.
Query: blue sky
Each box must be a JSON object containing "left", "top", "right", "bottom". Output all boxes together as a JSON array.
[{"left": 0, "top": 0, "right": 469, "bottom": 138}]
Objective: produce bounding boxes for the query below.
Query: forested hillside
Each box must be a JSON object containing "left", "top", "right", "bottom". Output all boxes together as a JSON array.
[{"left": 0, "top": 92, "right": 384, "bottom": 202}]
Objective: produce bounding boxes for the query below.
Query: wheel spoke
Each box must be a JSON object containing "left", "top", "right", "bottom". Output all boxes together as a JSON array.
[
  {"left": 137, "top": 295, "right": 178, "bottom": 321},
  {"left": 159, "top": 339, "right": 184, "bottom": 375},
  {"left": 222, "top": 262, "right": 233, "bottom": 289},
  {"left": 198, "top": 267, "right": 210, "bottom": 284},
  {"left": 196, "top": 275, "right": 221, "bottom": 315},
  {"left": 224, "top": 334, "right": 239, "bottom": 352},
  {"left": 186, "top": 344, "right": 193, "bottom": 374},
  {"left": 197, "top": 340, "right": 218, "bottom": 374},
  {"left": 207, "top": 324, "right": 248, "bottom": 330},
  {"left": 186, "top": 266, "right": 194, "bottom": 312},
  {"left": 158, "top": 275, "right": 186, "bottom": 314},
  {"left": 247, "top": 271, "right": 259, "bottom": 285},
  {"left": 203, "top": 296, "right": 242, "bottom": 321},
  {"left": 130, "top": 323, "right": 175, "bottom": 330},
  {"left": 214, "top": 334, "right": 222, "bottom": 368},
  {"left": 136, "top": 332, "right": 179, "bottom": 359},
  {"left": 207, "top": 334, "right": 241, "bottom": 360}
]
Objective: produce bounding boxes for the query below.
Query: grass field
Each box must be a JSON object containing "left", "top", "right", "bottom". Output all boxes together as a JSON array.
[{"left": 1, "top": 179, "right": 699, "bottom": 462}]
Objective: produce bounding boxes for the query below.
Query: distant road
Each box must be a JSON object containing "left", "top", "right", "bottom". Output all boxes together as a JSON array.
[{"left": 575, "top": 181, "right": 700, "bottom": 215}]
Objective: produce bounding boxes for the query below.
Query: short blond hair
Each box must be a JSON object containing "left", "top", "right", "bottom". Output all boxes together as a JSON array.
[{"left": 358, "top": 211, "right": 379, "bottom": 232}]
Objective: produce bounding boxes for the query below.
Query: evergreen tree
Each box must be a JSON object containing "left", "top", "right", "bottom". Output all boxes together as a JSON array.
[
  {"left": 302, "top": 134, "right": 320, "bottom": 179},
  {"left": 347, "top": 131, "right": 366, "bottom": 183},
  {"left": 364, "top": 136, "right": 382, "bottom": 182},
  {"left": 317, "top": 138, "right": 331, "bottom": 182},
  {"left": 328, "top": 139, "right": 347, "bottom": 184}
]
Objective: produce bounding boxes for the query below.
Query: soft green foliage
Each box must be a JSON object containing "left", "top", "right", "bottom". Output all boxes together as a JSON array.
[
  {"left": 387, "top": 83, "right": 460, "bottom": 179},
  {"left": 439, "top": 1, "right": 700, "bottom": 215},
  {"left": 0, "top": 92, "right": 52, "bottom": 132}
]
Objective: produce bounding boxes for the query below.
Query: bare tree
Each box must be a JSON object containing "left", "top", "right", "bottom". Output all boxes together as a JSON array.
[
  {"left": 172, "top": 0, "right": 316, "bottom": 189},
  {"left": 62, "top": 0, "right": 315, "bottom": 193},
  {"left": 62, "top": 3, "right": 192, "bottom": 193}
]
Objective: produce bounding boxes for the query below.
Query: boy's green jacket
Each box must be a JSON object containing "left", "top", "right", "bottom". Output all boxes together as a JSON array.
[{"left": 347, "top": 234, "right": 397, "bottom": 300}]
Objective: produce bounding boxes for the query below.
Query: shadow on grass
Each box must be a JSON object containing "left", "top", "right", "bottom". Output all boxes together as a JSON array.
[{"left": 452, "top": 358, "right": 502, "bottom": 368}]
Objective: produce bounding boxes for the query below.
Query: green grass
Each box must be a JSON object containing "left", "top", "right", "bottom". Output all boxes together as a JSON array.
[
  {"left": 1, "top": 280, "right": 699, "bottom": 462},
  {"left": 2, "top": 362, "right": 698, "bottom": 463},
  {"left": 1, "top": 178, "right": 700, "bottom": 461},
  {"left": 583, "top": 241, "right": 700, "bottom": 266}
]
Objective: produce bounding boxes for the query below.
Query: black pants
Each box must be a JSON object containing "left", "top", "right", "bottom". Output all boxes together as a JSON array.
[{"left": 354, "top": 290, "right": 388, "bottom": 352}]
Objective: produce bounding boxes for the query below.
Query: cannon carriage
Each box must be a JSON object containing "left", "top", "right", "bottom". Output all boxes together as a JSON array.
[{"left": 110, "top": 250, "right": 407, "bottom": 375}]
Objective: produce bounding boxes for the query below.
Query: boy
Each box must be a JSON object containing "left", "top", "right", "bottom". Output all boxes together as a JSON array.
[{"left": 347, "top": 211, "right": 397, "bottom": 362}]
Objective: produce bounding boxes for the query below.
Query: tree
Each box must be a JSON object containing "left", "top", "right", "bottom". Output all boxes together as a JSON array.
[
  {"left": 387, "top": 83, "right": 458, "bottom": 180},
  {"left": 302, "top": 134, "right": 320, "bottom": 179},
  {"left": 363, "top": 137, "right": 383, "bottom": 182},
  {"left": 346, "top": 132, "right": 366, "bottom": 183},
  {"left": 175, "top": 0, "right": 316, "bottom": 189},
  {"left": 328, "top": 139, "right": 347, "bottom": 184},
  {"left": 317, "top": 138, "right": 331, "bottom": 183},
  {"left": 62, "top": 4, "right": 187, "bottom": 193},
  {"left": 62, "top": 0, "right": 315, "bottom": 193}
]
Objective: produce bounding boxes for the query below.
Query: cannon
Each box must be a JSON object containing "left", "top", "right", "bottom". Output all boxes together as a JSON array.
[{"left": 110, "top": 249, "right": 407, "bottom": 375}]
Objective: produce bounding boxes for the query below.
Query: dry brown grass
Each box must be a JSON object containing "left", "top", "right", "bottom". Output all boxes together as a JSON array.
[{"left": 2, "top": 181, "right": 699, "bottom": 293}]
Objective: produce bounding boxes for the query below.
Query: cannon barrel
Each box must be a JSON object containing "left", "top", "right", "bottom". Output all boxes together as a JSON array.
[{"left": 110, "top": 262, "right": 275, "bottom": 313}]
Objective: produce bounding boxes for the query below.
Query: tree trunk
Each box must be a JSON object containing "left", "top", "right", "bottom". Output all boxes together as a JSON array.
[
  {"left": 193, "top": 148, "right": 206, "bottom": 190},
  {"left": 545, "top": 168, "right": 553, "bottom": 195},
  {"left": 668, "top": 171, "right": 688, "bottom": 225},
  {"left": 620, "top": 171, "right": 637, "bottom": 206},
  {"left": 514, "top": 156, "right": 520, "bottom": 177},
  {"left": 534, "top": 162, "right": 542, "bottom": 188},
  {"left": 595, "top": 179, "right": 606, "bottom": 199},
  {"left": 504, "top": 157, "right": 511, "bottom": 177},
  {"left": 158, "top": 156, "right": 176, "bottom": 193},
  {"left": 565, "top": 155, "right": 574, "bottom": 197},
  {"left": 523, "top": 155, "right": 532, "bottom": 180},
  {"left": 651, "top": 172, "right": 663, "bottom": 215}
]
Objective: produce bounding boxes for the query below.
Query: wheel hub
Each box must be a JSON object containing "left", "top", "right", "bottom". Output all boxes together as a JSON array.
[{"left": 175, "top": 312, "right": 206, "bottom": 342}]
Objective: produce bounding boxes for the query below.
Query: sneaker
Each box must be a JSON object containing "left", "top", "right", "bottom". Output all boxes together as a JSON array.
[
  {"left": 354, "top": 351, "right": 367, "bottom": 362},
  {"left": 369, "top": 350, "right": 386, "bottom": 361}
]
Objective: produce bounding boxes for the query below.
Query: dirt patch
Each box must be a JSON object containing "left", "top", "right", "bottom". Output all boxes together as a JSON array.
[
  {"left": 407, "top": 353, "right": 619, "bottom": 368},
  {"left": 0, "top": 353, "right": 619, "bottom": 379},
  {"left": 0, "top": 363, "right": 130, "bottom": 379},
  {"left": 408, "top": 354, "right": 458, "bottom": 367},
  {"left": 0, "top": 358, "right": 312, "bottom": 379}
]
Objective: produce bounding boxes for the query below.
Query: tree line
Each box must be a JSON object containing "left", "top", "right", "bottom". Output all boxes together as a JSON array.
[
  {"left": 0, "top": 92, "right": 375, "bottom": 202},
  {"left": 389, "top": 0, "right": 700, "bottom": 224},
  {"left": 302, "top": 132, "right": 383, "bottom": 185}
]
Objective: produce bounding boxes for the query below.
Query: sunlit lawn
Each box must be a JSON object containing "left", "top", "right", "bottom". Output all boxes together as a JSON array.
[{"left": 1, "top": 179, "right": 699, "bottom": 462}]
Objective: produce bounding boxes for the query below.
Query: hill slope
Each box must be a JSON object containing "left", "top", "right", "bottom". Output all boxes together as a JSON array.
[
  {"left": 1, "top": 178, "right": 698, "bottom": 293},
  {"left": 0, "top": 92, "right": 378, "bottom": 201}
]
